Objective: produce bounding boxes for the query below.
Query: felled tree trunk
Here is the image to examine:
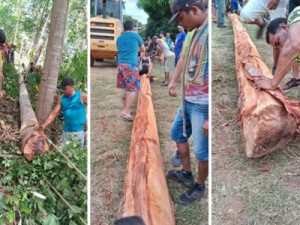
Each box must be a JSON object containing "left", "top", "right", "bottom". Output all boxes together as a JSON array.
[
  {"left": 229, "top": 14, "right": 300, "bottom": 158},
  {"left": 119, "top": 75, "right": 175, "bottom": 225},
  {"left": 19, "top": 74, "right": 49, "bottom": 161}
]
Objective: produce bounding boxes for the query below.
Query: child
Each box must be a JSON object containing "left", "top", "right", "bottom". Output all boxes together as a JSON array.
[{"left": 139, "top": 51, "right": 153, "bottom": 81}]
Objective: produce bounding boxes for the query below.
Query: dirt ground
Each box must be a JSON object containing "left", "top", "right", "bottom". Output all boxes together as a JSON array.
[
  {"left": 212, "top": 17, "right": 300, "bottom": 225},
  {"left": 90, "top": 60, "right": 208, "bottom": 225}
]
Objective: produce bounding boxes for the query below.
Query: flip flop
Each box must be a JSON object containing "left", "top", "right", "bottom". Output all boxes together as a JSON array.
[{"left": 120, "top": 113, "right": 134, "bottom": 121}]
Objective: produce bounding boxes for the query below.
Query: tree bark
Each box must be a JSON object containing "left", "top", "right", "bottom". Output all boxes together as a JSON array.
[
  {"left": 32, "top": 14, "right": 51, "bottom": 66},
  {"left": 119, "top": 76, "right": 175, "bottom": 225},
  {"left": 229, "top": 14, "right": 300, "bottom": 158},
  {"left": 19, "top": 73, "right": 49, "bottom": 161},
  {"left": 13, "top": 0, "right": 22, "bottom": 44},
  {"left": 36, "top": 0, "right": 70, "bottom": 124}
]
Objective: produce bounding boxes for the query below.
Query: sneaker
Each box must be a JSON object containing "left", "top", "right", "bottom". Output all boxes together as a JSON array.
[
  {"left": 178, "top": 183, "right": 205, "bottom": 205},
  {"left": 282, "top": 78, "right": 300, "bottom": 90},
  {"left": 166, "top": 169, "right": 194, "bottom": 188},
  {"left": 217, "top": 24, "right": 227, "bottom": 28},
  {"left": 172, "top": 150, "right": 182, "bottom": 167}
]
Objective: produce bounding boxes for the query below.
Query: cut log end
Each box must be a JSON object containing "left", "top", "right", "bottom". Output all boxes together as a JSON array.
[
  {"left": 243, "top": 105, "right": 297, "bottom": 158},
  {"left": 22, "top": 130, "right": 50, "bottom": 161}
]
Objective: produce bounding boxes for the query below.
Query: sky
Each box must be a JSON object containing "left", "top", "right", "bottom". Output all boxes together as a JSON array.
[{"left": 124, "top": 0, "right": 148, "bottom": 25}]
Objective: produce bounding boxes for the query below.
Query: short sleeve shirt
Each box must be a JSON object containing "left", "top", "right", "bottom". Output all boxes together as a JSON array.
[
  {"left": 182, "top": 29, "right": 196, "bottom": 56},
  {"left": 287, "top": 6, "right": 300, "bottom": 64},
  {"left": 117, "top": 32, "right": 144, "bottom": 66}
]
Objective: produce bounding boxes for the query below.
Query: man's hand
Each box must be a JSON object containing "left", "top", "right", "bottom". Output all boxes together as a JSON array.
[
  {"left": 168, "top": 81, "right": 177, "bottom": 97},
  {"left": 203, "top": 120, "right": 208, "bottom": 136},
  {"left": 255, "top": 77, "right": 275, "bottom": 90},
  {"left": 267, "top": 0, "right": 279, "bottom": 10}
]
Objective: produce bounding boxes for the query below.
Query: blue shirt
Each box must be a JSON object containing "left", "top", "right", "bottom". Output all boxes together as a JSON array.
[
  {"left": 61, "top": 90, "right": 86, "bottom": 132},
  {"left": 117, "top": 32, "right": 144, "bottom": 66},
  {"left": 174, "top": 32, "right": 186, "bottom": 54}
]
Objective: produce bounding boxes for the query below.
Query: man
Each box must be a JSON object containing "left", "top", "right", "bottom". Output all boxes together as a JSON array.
[
  {"left": 0, "top": 29, "right": 6, "bottom": 98},
  {"left": 256, "top": 6, "right": 300, "bottom": 90},
  {"left": 169, "top": 29, "right": 195, "bottom": 167},
  {"left": 39, "top": 78, "right": 87, "bottom": 148},
  {"left": 117, "top": 20, "right": 145, "bottom": 121},
  {"left": 240, "top": 0, "right": 288, "bottom": 39},
  {"left": 153, "top": 36, "right": 175, "bottom": 86},
  {"left": 174, "top": 26, "right": 186, "bottom": 66},
  {"left": 167, "top": 0, "right": 209, "bottom": 205}
]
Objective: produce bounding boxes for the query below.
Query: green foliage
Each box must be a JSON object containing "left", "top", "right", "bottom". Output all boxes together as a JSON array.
[
  {"left": 0, "top": 145, "right": 87, "bottom": 225},
  {"left": 60, "top": 50, "right": 87, "bottom": 92},
  {"left": 123, "top": 14, "right": 143, "bottom": 27},
  {"left": 137, "top": 0, "right": 178, "bottom": 38},
  {"left": 2, "top": 62, "right": 19, "bottom": 98}
]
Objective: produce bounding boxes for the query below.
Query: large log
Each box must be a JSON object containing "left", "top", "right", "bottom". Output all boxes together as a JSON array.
[
  {"left": 119, "top": 75, "right": 175, "bottom": 225},
  {"left": 19, "top": 74, "right": 49, "bottom": 160},
  {"left": 229, "top": 14, "right": 300, "bottom": 158}
]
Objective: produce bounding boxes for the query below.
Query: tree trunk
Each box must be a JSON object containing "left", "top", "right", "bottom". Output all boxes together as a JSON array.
[
  {"left": 13, "top": 0, "right": 22, "bottom": 44},
  {"left": 119, "top": 76, "right": 175, "bottom": 225},
  {"left": 32, "top": 14, "right": 51, "bottom": 66},
  {"left": 19, "top": 73, "right": 49, "bottom": 161},
  {"left": 229, "top": 14, "right": 300, "bottom": 158},
  {"left": 36, "top": 0, "right": 70, "bottom": 124}
]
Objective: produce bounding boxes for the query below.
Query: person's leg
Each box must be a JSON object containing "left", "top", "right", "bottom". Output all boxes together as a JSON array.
[
  {"left": 122, "top": 90, "right": 126, "bottom": 107},
  {"left": 162, "top": 55, "right": 174, "bottom": 85},
  {"left": 197, "top": 161, "right": 208, "bottom": 184},
  {"left": 177, "top": 142, "right": 191, "bottom": 172},
  {"left": 119, "top": 65, "right": 140, "bottom": 119},
  {"left": 167, "top": 103, "right": 194, "bottom": 188},
  {"left": 121, "top": 91, "right": 136, "bottom": 115},
  {"left": 216, "top": 0, "right": 225, "bottom": 27},
  {"left": 178, "top": 102, "right": 208, "bottom": 205}
]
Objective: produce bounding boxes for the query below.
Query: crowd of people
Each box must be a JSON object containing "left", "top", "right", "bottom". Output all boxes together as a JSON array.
[
  {"left": 116, "top": 0, "right": 209, "bottom": 211},
  {"left": 212, "top": 0, "right": 300, "bottom": 90}
]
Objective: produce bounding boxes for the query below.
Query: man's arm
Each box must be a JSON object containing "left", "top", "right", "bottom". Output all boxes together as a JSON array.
[
  {"left": 256, "top": 25, "right": 300, "bottom": 90},
  {"left": 81, "top": 92, "right": 87, "bottom": 105},
  {"left": 40, "top": 97, "right": 61, "bottom": 130},
  {"left": 167, "top": 53, "right": 185, "bottom": 96},
  {"left": 139, "top": 45, "right": 145, "bottom": 53},
  {"left": 272, "top": 47, "right": 280, "bottom": 74}
]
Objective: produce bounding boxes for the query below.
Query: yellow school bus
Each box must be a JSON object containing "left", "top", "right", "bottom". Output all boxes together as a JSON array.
[{"left": 90, "top": 0, "right": 123, "bottom": 66}]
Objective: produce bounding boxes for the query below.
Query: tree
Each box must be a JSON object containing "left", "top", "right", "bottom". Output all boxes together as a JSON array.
[
  {"left": 137, "top": 0, "right": 177, "bottom": 38},
  {"left": 36, "top": 0, "right": 70, "bottom": 124}
]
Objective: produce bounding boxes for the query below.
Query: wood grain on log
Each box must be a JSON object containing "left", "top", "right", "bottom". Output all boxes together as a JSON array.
[
  {"left": 119, "top": 75, "right": 175, "bottom": 225},
  {"left": 19, "top": 74, "right": 49, "bottom": 160},
  {"left": 229, "top": 14, "right": 300, "bottom": 158}
]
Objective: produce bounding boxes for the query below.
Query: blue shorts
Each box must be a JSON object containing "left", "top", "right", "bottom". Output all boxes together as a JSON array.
[{"left": 170, "top": 100, "right": 208, "bottom": 161}]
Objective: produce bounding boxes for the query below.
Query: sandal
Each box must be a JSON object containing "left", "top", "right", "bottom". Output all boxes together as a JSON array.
[{"left": 120, "top": 112, "right": 134, "bottom": 121}]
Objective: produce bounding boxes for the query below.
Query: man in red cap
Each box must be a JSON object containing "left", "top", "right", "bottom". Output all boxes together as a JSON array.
[{"left": 167, "top": 0, "right": 209, "bottom": 205}]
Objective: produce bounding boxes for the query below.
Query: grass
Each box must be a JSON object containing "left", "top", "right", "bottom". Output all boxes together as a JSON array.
[
  {"left": 90, "top": 61, "right": 208, "bottom": 225},
  {"left": 212, "top": 16, "right": 300, "bottom": 225}
]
